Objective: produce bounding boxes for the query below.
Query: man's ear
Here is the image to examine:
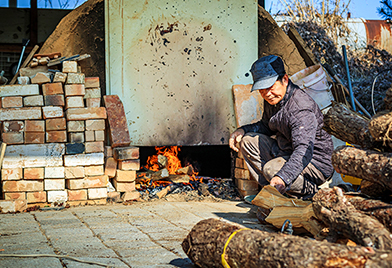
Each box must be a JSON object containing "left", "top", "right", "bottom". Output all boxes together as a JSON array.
[{"left": 282, "top": 74, "right": 289, "bottom": 86}]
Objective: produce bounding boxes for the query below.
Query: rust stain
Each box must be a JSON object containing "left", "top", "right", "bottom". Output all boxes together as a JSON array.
[{"left": 364, "top": 19, "right": 392, "bottom": 48}]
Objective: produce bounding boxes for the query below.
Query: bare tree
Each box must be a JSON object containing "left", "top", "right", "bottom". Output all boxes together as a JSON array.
[{"left": 378, "top": 0, "right": 392, "bottom": 21}]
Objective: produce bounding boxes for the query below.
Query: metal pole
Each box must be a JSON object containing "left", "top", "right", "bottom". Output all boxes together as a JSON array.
[
  {"left": 16, "top": 39, "right": 30, "bottom": 74},
  {"left": 342, "top": 45, "right": 356, "bottom": 111}
]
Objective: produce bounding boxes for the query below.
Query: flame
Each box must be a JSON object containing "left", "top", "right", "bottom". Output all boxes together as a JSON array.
[{"left": 145, "top": 146, "right": 182, "bottom": 174}]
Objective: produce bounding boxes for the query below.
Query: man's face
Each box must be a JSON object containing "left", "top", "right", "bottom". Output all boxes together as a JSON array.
[{"left": 258, "top": 74, "right": 288, "bottom": 105}]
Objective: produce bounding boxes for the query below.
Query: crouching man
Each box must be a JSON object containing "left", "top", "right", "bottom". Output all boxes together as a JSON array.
[{"left": 229, "top": 55, "right": 334, "bottom": 199}]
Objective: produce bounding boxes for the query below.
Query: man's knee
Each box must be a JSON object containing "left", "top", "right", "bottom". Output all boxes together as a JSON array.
[{"left": 263, "top": 157, "right": 287, "bottom": 181}]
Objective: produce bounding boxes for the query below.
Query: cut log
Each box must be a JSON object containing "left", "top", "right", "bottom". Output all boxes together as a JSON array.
[
  {"left": 369, "top": 110, "right": 392, "bottom": 150},
  {"left": 312, "top": 187, "right": 392, "bottom": 250},
  {"left": 251, "top": 185, "right": 310, "bottom": 209},
  {"left": 182, "top": 218, "right": 392, "bottom": 268},
  {"left": 332, "top": 146, "right": 392, "bottom": 192},
  {"left": 265, "top": 204, "right": 317, "bottom": 229},
  {"left": 359, "top": 179, "right": 392, "bottom": 199}
]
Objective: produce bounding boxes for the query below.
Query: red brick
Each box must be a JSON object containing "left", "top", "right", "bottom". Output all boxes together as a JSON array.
[
  {"left": 0, "top": 107, "right": 42, "bottom": 120},
  {"left": 46, "top": 118, "right": 66, "bottom": 131},
  {"left": 85, "top": 141, "right": 104, "bottom": 153},
  {"left": 2, "top": 96, "right": 23, "bottom": 108},
  {"left": 3, "top": 180, "right": 43, "bottom": 192},
  {"left": 84, "top": 165, "right": 104, "bottom": 176},
  {"left": 1, "top": 168, "right": 23, "bottom": 180},
  {"left": 26, "top": 191, "right": 47, "bottom": 203},
  {"left": 85, "top": 119, "right": 105, "bottom": 131},
  {"left": 46, "top": 131, "right": 67, "bottom": 143},
  {"left": 122, "top": 191, "right": 140, "bottom": 201},
  {"left": 105, "top": 146, "right": 113, "bottom": 157},
  {"left": 25, "top": 120, "right": 45, "bottom": 132},
  {"left": 103, "top": 95, "right": 130, "bottom": 147},
  {"left": 4, "top": 192, "right": 26, "bottom": 200},
  {"left": 42, "top": 82, "right": 64, "bottom": 95},
  {"left": 113, "top": 147, "right": 139, "bottom": 160},
  {"left": 24, "top": 167, "right": 44, "bottom": 179},
  {"left": 66, "top": 175, "right": 108, "bottom": 189},
  {"left": 3, "top": 121, "right": 24, "bottom": 132},
  {"left": 115, "top": 170, "right": 136, "bottom": 182},
  {"left": 66, "top": 107, "right": 107, "bottom": 120},
  {"left": 84, "top": 77, "right": 100, "bottom": 88},
  {"left": 113, "top": 180, "right": 135, "bottom": 192},
  {"left": 118, "top": 159, "right": 140, "bottom": 171},
  {"left": 65, "top": 96, "right": 84, "bottom": 109},
  {"left": 44, "top": 95, "right": 65, "bottom": 106},
  {"left": 2, "top": 132, "right": 23, "bottom": 144},
  {"left": 86, "top": 98, "right": 101, "bottom": 107},
  {"left": 104, "top": 157, "right": 117, "bottom": 178},
  {"left": 88, "top": 188, "right": 107, "bottom": 199},
  {"left": 25, "top": 132, "right": 45, "bottom": 144},
  {"left": 64, "top": 166, "right": 85, "bottom": 178},
  {"left": 68, "top": 189, "right": 87, "bottom": 201},
  {"left": 42, "top": 106, "right": 64, "bottom": 119},
  {"left": 64, "top": 84, "right": 85, "bottom": 96}
]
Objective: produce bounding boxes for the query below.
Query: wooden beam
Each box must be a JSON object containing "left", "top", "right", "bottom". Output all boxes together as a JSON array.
[{"left": 287, "top": 27, "right": 318, "bottom": 67}]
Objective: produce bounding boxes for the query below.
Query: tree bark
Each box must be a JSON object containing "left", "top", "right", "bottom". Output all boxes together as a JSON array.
[
  {"left": 332, "top": 146, "right": 392, "bottom": 192},
  {"left": 312, "top": 187, "right": 392, "bottom": 250},
  {"left": 182, "top": 218, "right": 392, "bottom": 268},
  {"left": 359, "top": 179, "right": 392, "bottom": 199},
  {"left": 369, "top": 110, "right": 392, "bottom": 150}
]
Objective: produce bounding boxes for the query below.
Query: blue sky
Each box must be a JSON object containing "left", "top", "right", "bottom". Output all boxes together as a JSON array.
[{"left": 0, "top": 0, "right": 384, "bottom": 19}]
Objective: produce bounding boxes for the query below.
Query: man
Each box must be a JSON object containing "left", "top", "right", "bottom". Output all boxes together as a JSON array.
[{"left": 229, "top": 55, "right": 334, "bottom": 199}]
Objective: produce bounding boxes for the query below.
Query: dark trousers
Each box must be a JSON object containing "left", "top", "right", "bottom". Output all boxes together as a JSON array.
[{"left": 240, "top": 132, "right": 326, "bottom": 199}]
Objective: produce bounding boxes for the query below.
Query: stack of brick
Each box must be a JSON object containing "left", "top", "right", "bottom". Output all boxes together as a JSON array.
[
  {"left": 234, "top": 152, "right": 259, "bottom": 197},
  {"left": 0, "top": 60, "right": 109, "bottom": 208}
]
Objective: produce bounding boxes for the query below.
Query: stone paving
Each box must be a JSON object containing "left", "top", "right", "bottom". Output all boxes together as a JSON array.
[{"left": 0, "top": 200, "right": 269, "bottom": 267}]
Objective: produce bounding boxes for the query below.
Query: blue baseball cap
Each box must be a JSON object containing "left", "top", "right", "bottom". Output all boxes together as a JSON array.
[{"left": 250, "top": 55, "right": 286, "bottom": 92}]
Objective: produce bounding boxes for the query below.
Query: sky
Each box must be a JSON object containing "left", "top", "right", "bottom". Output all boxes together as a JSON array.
[{"left": 0, "top": 0, "right": 384, "bottom": 20}]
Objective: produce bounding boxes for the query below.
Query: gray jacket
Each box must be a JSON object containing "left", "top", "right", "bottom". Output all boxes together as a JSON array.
[{"left": 240, "top": 80, "right": 334, "bottom": 186}]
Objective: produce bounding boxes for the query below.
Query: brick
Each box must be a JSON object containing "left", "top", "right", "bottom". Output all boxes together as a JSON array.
[
  {"left": 115, "top": 170, "right": 136, "bottom": 182},
  {"left": 86, "top": 98, "right": 101, "bottom": 107},
  {"left": 45, "top": 167, "right": 65, "bottom": 178},
  {"left": 26, "top": 191, "right": 46, "bottom": 203},
  {"left": 118, "top": 159, "right": 140, "bottom": 171},
  {"left": 24, "top": 167, "right": 44, "bottom": 179},
  {"left": 235, "top": 158, "right": 246, "bottom": 169},
  {"left": 68, "top": 189, "right": 87, "bottom": 201},
  {"left": 113, "top": 147, "right": 139, "bottom": 160},
  {"left": 95, "top": 130, "right": 105, "bottom": 141},
  {"left": 42, "top": 82, "right": 63, "bottom": 95},
  {"left": 88, "top": 188, "right": 107, "bottom": 199},
  {"left": 85, "top": 119, "right": 105, "bottom": 131},
  {"left": 105, "top": 146, "right": 113, "bottom": 157},
  {"left": 46, "top": 118, "right": 66, "bottom": 131},
  {"left": 64, "top": 153, "right": 104, "bottom": 167},
  {"left": 19, "top": 66, "right": 47, "bottom": 77},
  {"left": 2, "top": 96, "right": 23, "bottom": 108},
  {"left": 66, "top": 143, "right": 85, "bottom": 154},
  {"left": 31, "top": 72, "right": 51, "bottom": 85},
  {"left": 2, "top": 132, "right": 24, "bottom": 144},
  {"left": 67, "top": 198, "right": 106, "bottom": 206},
  {"left": 67, "top": 121, "right": 85, "bottom": 132},
  {"left": 44, "top": 95, "right": 65, "bottom": 106},
  {"left": 47, "top": 190, "right": 68, "bottom": 203},
  {"left": 236, "top": 178, "right": 259, "bottom": 191},
  {"left": 238, "top": 189, "right": 259, "bottom": 198},
  {"left": 85, "top": 130, "right": 95, "bottom": 141},
  {"left": 107, "top": 191, "right": 121, "bottom": 203},
  {"left": 68, "top": 132, "right": 84, "bottom": 143},
  {"left": 46, "top": 131, "right": 67, "bottom": 143},
  {"left": 234, "top": 168, "right": 250, "bottom": 179},
  {"left": 104, "top": 95, "right": 131, "bottom": 147},
  {"left": 23, "top": 95, "right": 44, "bottom": 107},
  {"left": 25, "top": 120, "right": 45, "bottom": 132},
  {"left": 66, "top": 73, "right": 85, "bottom": 84},
  {"left": 45, "top": 179, "right": 65, "bottom": 190},
  {"left": 17, "top": 76, "right": 30, "bottom": 85},
  {"left": 0, "top": 107, "right": 42, "bottom": 120},
  {"left": 84, "top": 165, "right": 104, "bottom": 176},
  {"left": 122, "top": 191, "right": 140, "bottom": 201},
  {"left": 42, "top": 106, "right": 64, "bottom": 119},
  {"left": 25, "top": 132, "right": 45, "bottom": 144},
  {"left": 85, "top": 141, "right": 104, "bottom": 153},
  {"left": 66, "top": 107, "right": 107, "bottom": 120},
  {"left": 0, "top": 84, "right": 39, "bottom": 97},
  {"left": 1, "top": 168, "right": 23, "bottom": 180},
  {"left": 104, "top": 157, "right": 117, "bottom": 178},
  {"left": 3, "top": 144, "right": 65, "bottom": 168},
  {"left": 3, "top": 121, "right": 24, "bottom": 132},
  {"left": 0, "top": 200, "right": 27, "bottom": 212},
  {"left": 53, "top": 72, "right": 67, "bottom": 83},
  {"left": 84, "top": 88, "right": 101, "bottom": 99},
  {"left": 113, "top": 180, "right": 135, "bottom": 192},
  {"left": 3, "top": 180, "right": 43, "bottom": 192},
  {"left": 62, "top": 61, "right": 78, "bottom": 73},
  {"left": 64, "top": 84, "right": 85, "bottom": 97},
  {"left": 4, "top": 192, "right": 26, "bottom": 200},
  {"left": 66, "top": 175, "right": 108, "bottom": 189},
  {"left": 84, "top": 77, "right": 100, "bottom": 88},
  {"left": 65, "top": 166, "right": 85, "bottom": 179},
  {"left": 65, "top": 96, "right": 84, "bottom": 109}
]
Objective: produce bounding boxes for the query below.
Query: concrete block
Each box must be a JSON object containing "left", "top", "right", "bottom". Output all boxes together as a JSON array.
[
  {"left": 0, "top": 200, "right": 27, "bottom": 212},
  {"left": 64, "top": 153, "right": 104, "bottom": 167},
  {"left": 64, "top": 166, "right": 85, "bottom": 179},
  {"left": 3, "top": 121, "right": 24, "bottom": 132},
  {"left": 45, "top": 167, "right": 65, "bottom": 178},
  {"left": 66, "top": 107, "right": 107, "bottom": 120},
  {"left": 62, "top": 61, "right": 78, "bottom": 73},
  {"left": 1, "top": 168, "right": 23, "bottom": 180},
  {"left": 2, "top": 96, "right": 23, "bottom": 108},
  {"left": 113, "top": 180, "right": 135, "bottom": 192},
  {"left": 42, "top": 82, "right": 64, "bottom": 95},
  {"left": 42, "top": 106, "right": 64, "bottom": 119},
  {"left": 25, "top": 120, "right": 45, "bottom": 132},
  {"left": 104, "top": 157, "right": 117, "bottom": 178},
  {"left": 64, "top": 84, "right": 85, "bottom": 96},
  {"left": 68, "top": 189, "right": 87, "bottom": 201},
  {"left": 85, "top": 119, "right": 105, "bottom": 131},
  {"left": 0, "top": 107, "right": 42, "bottom": 120},
  {"left": 67, "top": 121, "right": 85, "bottom": 132},
  {"left": 86, "top": 98, "right": 101, "bottom": 107},
  {"left": 46, "top": 118, "right": 66, "bottom": 131},
  {"left": 47, "top": 190, "right": 68, "bottom": 203},
  {"left": 46, "top": 130, "right": 67, "bottom": 143},
  {"left": 45, "top": 179, "right": 65, "bottom": 190},
  {"left": 68, "top": 132, "right": 84, "bottom": 143},
  {"left": 25, "top": 132, "right": 45, "bottom": 144},
  {"left": 66, "top": 73, "right": 85, "bottom": 84},
  {"left": 44, "top": 95, "right": 65, "bottom": 106},
  {"left": 88, "top": 188, "right": 107, "bottom": 199},
  {"left": 24, "top": 167, "right": 44, "bottom": 179},
  {"left": 84, "top": 88, "right": 101, "bottom": 99},
  {"left": 2, "top": 132, "right": 24, "bottom": 144},
  {"left": 4, "top": 192, "right": 26, "bottom": 200},
  {"left": 23, "top": 95, "right": 44, "bottom": 107},
  {"left": 2, "top": 143, "right": 65, "bottom": 168},
  {"left": 53, "top": 72, "right": 67, "bottom": 83},
  {"left": 17, "top": 76, "right": 30, "bottom": 85},
  {"left": 85, "top": 130, "right": 95, "bottom": 141},
  {"left": 103, "top": 95, "right": 130, "bottom": 147},
  {"left": 27, "top": 191, "right": 47, "bottom": 203},
  {"left": 113, "top": 147, "right": 139, "bottom": 160},
  {"left": 0, "top": 84, "right": 39, "bottom": 97},
  {"left": 122, "top": 191, "right": 140, "bottom": 201},
  {"left": 85, "top": 165, "right": 104, "bottom": 176},
  {"left": 95, "top": 130, "right": 105, "bottom": 141},
  {"left": 2, "top": 180, "right": 44, "bottom": 192},
  {"left": 115, "top": 170, "right": 136, "bottom": 182},
  {"left": 31, "top": 72, "right": 51, "bottom": 85},
  {"left": 118, "top": 159, "right": 140, "bottom": 171},
  {"left": 85, "top": 141, "right": 104, "bottom": 153},
  {"left": 84, "top": 77, "right": 100, "bottom": 88},
  {"left": 65, "top": 96, "right": 84, "bottom": 109},
  {"left": 66, "top": 143, "right": 85, "bottom": 154}
]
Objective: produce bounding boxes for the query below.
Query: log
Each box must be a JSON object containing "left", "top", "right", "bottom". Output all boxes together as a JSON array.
[
  {"left": 312, "top": 187, "right": 392, "bottom": 250},
  {"left": 384, "top": 87, "right": 392, "bottom": 111},
  {"left": 332, "top": 145, "right": 392, "bottom": 192},
  {"left": 182, "top": 218, "right": 392, "bottom": 268},
  {"left": 369, "top": 110, "right": 392, "bottom": 150},
  {"left": 359, "top": 179, "right": 392, "bottom": 199}
]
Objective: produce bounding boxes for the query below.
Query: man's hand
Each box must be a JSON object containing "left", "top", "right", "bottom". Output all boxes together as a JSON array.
[
  {"left": 270, "top": 176, "right": 286, "bottom": 194},
  {"left": 229, "top": 128, "right": 245, "bottom": 152}
]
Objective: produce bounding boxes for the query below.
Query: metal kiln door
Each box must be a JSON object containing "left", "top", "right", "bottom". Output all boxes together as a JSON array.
[{"left": 105, "top": 0, "right": 257, "bottom": 146}]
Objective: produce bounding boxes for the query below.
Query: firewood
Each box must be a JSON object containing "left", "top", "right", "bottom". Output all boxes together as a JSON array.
[
  {"left": 332, "top": 146, "right": 392, "bottom": 192},
  {"left": 251, "top": 185, "right": 310, "bottom": 209},
  {"left": 312, "top": 187, "right": 392, "bottom": 250},
  {"left": 369, "top": 110, "right": 392, "bottom": 150},
  {"left": 359, "top": 180, "right": 392, "bottom": 199},
  {"left": 167, "top": 174, "right": 190, "bottom": 183},
  {"left": 265, "top": 204, "right": 316, "bottom": 228},
  {"left": 176, "top": 165, "right": 194, "bottom": 175},
  {"left": 182, "top": 218, "right": 392, "bottom": 268}
]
